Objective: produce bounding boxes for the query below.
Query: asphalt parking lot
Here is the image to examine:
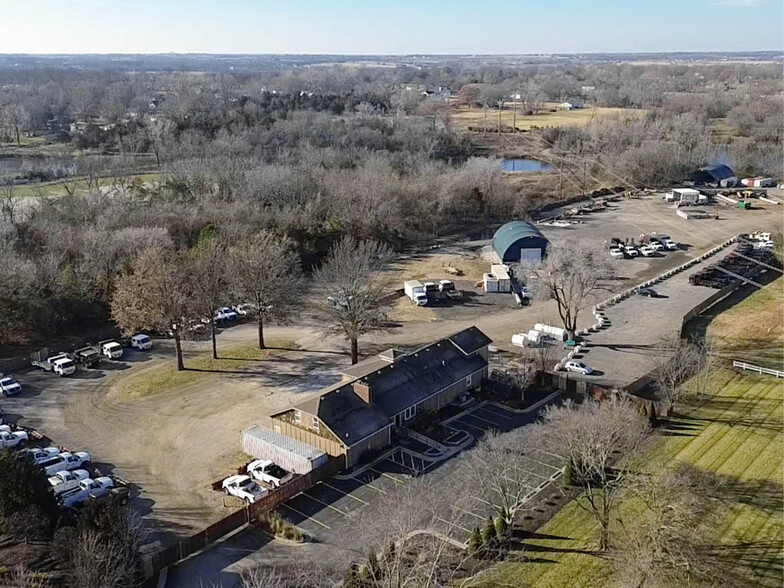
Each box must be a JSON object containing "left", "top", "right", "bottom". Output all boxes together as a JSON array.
[
  {"left": 570, "top": 247, "right": 782, "bottom": 389},
  {"left": 273, "top": 394, "right": 563, "bottom": 546}
]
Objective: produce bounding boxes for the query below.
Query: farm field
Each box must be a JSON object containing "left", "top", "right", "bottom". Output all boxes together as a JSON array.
[
  {"left": 450, "top": 104, "right": 642, "bottom": 131},
  {"left": 474, "top": 280, "right": 784, "bottom": 588}
]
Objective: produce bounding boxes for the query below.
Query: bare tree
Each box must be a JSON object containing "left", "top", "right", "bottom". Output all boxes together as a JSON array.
[
  {"left": 230, "top": 232, "right": 304, "bottom": 350},
  {"left": 652, "top": 335, "right": 705, "bottom": 411},
  {"left": 190, "top": 235, "right": 231, "bottom": 359},
  {"left": 241, "top": 562, "right": 337, "bottom": 588},
  {"left": 541, "top": 397, "right": 651, "bottom": 551},
  {"left": 313, "top": 236, "right": 391, "bottom": 364},
  {"left": 457, "top": 427, "right": 544, "bottom": 528},
  {"left": 529, "top": 240, "right": 617, "bottom": 340},
  {"left": 111, "top": 245, "right": 195, "bottom": 371},
  {"left": 351, "top": 476, "right": 477, "bottom": 588},
  {"left": 612, "top": 464, "right": 737, "bottom": 588},
  {"left": 71, "top": 507, "right": 145, "bottom": 588}
]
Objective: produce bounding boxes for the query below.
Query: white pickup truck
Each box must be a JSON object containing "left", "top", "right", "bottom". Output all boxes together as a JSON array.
[
  {"left": 60, "top": 477, "right": 115, "bottom": 509},
  {"left": 0, "top": 376, "right": 21, "bottom": 397},
  {"left": 48, "top": 469, "right": 91, "bottom": 498},
  {"left": 21, "top": 446, "right": 61, "bottom": 467},
  {"left": 44, "top": 452, "right": 91, "bottom": 476},
  {"left": 0, "top": 429, "right": 28, "bottom": 449},
  {"left": 247, "top": 459, "right": 294, "bottom": 488},
  {"left": 222, "top": 475, "right": 266, "bottom": 503}
]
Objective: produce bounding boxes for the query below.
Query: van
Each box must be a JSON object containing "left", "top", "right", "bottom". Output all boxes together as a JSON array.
[{"left": 131, "top": 334, "right": 152, "bottom": 351}]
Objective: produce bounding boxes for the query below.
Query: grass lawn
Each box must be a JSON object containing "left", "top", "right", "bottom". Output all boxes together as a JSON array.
[
  {"left": 8, "top": 172, "right": 162, "bottom": 199},
  {"left": 709, "top": 277, "right": 783, "bottom": 370},
  {"left": 475, "top": 281, "right": 784, "bottom": 588},
  {"left": 108, "top": 339, "right": 291, "bottom": 402},
  {"left": 450, "top": 104, "right": 643, "bottom": 132}
]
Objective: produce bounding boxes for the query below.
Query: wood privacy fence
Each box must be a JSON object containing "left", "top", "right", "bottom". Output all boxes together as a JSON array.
[
  {"left": 141, "top": 456, "right": 344, "bottom": 580},
  {"left": 732, "top": 361, "right": 784, "bottom": 379}
]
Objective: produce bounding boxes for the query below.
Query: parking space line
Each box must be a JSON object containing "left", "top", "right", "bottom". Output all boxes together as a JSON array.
[
  {"left": 435, "top": 516, "right": 472, "bottom": 535},
  {"left": 360, "top": 481, "right": 387, "bottom": 494},
  {"left": 279, "top": 503, "right": 330, "bottom": 529},
  {"left": 476, "top": 406, "right": 513, "bottom": 420},
  {"left": 299, "top": 492, "right": 350, "bottom": 517},
  {"left": 452, "top": 505, "right": 486, "bottom": 521},
  {"left": 450, "top": 420, "right": 486, "bottom": 434},
  {"left": 464, "top": 412, "right": 504, "bottom": 427},
  {"left": 320, "top": 482, "right": 369, "bottom": 505},
  {"left": 525, "top": 456, "right": 562, "bottom": 474},
  {"left": 370, "top": 467, "right": 408, "bottom": 484}
]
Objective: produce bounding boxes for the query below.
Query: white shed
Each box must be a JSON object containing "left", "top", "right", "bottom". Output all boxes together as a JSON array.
[
  {"left": 241, "top": 425, "right": 328, "bottom": 475},
  {"left": 490, "top": 264, "right": 512, "bottom": 293}
]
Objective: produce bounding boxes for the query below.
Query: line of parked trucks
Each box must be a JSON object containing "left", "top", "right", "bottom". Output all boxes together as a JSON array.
[
  {"left": 2, "top": 426, "right": 129, "bottom": 510},
  {"left": 403, "top": 279, "right": 462, "bottom": 306},
  {"left": 29, "top": 334, "right": 153, "bottom": 377},
  {"left": 608, "top": 234, "right": 679, "bottom": 260}
]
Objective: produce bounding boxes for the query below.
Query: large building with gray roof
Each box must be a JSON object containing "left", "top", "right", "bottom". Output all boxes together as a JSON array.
[{"left": 269, "top": 327, "right": 491, "bottom": 468}]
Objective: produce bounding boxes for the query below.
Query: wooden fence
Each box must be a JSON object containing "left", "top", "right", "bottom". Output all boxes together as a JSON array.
[{"left": 142, "top": 456, "right": 344, "bottom": 580}]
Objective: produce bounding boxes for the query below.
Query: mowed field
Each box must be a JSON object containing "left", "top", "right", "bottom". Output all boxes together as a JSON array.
[
  {"left": 475, "top": 280, "right": 784, "bottom": 588},
  {"left": 450, "top": 104, "right": 642, "bottom": 131}
]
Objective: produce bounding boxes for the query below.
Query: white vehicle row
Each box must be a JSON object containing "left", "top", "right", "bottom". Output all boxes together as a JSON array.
[
  {"left": 221, "top": 459, "right": 295, "bottom": 504},
  {"left": 609, "top": 234, "right": 679, "bottom": 260}
]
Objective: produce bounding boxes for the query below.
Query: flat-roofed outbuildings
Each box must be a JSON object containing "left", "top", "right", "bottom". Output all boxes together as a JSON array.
[{"left": 492, "top": 221, "right": 549, "bottom": 264}]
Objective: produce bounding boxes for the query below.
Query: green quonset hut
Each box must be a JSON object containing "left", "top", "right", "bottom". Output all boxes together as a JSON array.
[{"left": 492, "top": 221, "right": 549, "bottom": 263}]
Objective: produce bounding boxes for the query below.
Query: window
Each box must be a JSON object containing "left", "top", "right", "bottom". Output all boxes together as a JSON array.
[
  {"left": 312, "top": 417, "right": 320, "bottom": 432},
  {"left": 294, "top": 411, "right": 301, "bottom": 425},
  {"left": 465, "top": 376, "right": 472, "bottom": 388},
  {"left": 403, "top": 405, "right": 417, "bottom": 421}
]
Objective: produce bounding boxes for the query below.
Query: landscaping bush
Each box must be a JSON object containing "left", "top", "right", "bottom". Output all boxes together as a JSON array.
[
  {"left": 7, "top": 504, "right": 52, "bottom": 541},
  {"left": 467, "top": 527, "right": 482, "bottom": 555},
  {"left": 561, "top": 462, "right": 573, "bottom": 487},
  {"left": 494, "top": 515, "right": 508, "bottom": 539}
]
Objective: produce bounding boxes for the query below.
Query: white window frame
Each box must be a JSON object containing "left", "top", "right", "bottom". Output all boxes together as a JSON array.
[
  {"left": 403, "top": 405, "right": 417, "bottom": 421},
  {"left": 294, "top": 410, "right": 301, "bottom": 425},
  {"left": 312, "top": 417, "right": 320, "bottom": 432}
]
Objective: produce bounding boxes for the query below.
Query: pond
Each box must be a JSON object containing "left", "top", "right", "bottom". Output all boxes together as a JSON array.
[{"left": 501, "top": 158, "right": 554, "bottom": 173}]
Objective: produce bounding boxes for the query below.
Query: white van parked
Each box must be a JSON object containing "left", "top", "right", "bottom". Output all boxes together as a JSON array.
[{"left": 130, "top": 334, "right": 152, "bottom": 351}]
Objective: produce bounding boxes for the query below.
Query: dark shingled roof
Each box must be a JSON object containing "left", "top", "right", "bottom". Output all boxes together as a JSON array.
[
  {"left": 448, "top": 326, "right": 493, "bottom": 355},
  {"left": 275, "top": 327, "right": 491, "bottom": 447}
]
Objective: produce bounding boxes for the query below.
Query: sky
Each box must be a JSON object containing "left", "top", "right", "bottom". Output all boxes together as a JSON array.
[{"left": 1, "top": 0, "right": 782, "bottom": 54}]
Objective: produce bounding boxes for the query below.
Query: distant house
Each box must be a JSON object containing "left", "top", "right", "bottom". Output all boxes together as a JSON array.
[{"left": 269, "top": 327, "right": 492, "bottom": 468}]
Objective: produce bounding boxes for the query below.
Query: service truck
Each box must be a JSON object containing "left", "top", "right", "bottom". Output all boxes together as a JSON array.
[
  {"left": 438, "top": 280, "right": 462, "bottom": 300},
  {"left": 404, "top": 281, "right": 428, "bottom": 306},
  {"left": 71, "top": 344, "right": 102, "bottom": 368},
  {"left": 98, "top": 340, "right": 123, "bottom": 360},
  {"left": 44, "top": 452, "right": 91, "bottom": 476},
  {"left": 31, "top": 352, "right": 76, "bottom": 376},
  {"left": 60, "top": 477, "right": 128, "bottom": 509},
  {"left": 48, "top": 469, "right": 91, "bottom": 498}
]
